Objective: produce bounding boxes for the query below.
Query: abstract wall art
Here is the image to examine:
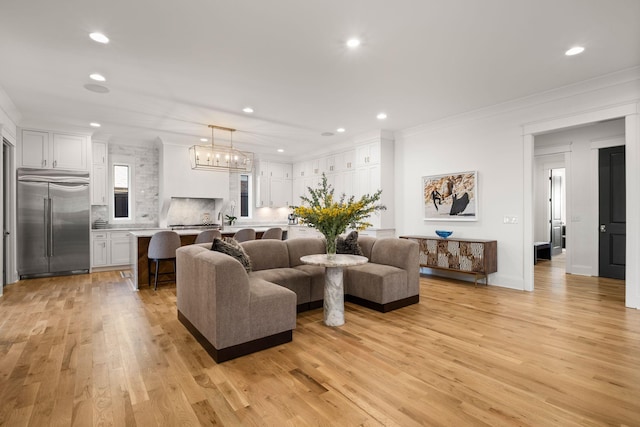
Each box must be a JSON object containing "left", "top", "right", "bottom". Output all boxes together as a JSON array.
[{"left": 423, "top": 171, "right": 478, "bottom": 221}]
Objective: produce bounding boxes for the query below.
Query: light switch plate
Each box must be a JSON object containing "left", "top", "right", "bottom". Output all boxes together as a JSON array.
[{"left": 503, "top": 216, "right": 518, "bottom": 224}]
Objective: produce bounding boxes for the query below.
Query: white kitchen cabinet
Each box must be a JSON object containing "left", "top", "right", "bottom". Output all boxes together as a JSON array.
[
  {"left": 92, "top": 164, "right": 107, "bottom": 205},
  {"left": 291, "top": 133, "right": 393, "bottom": 230},
  {"left": 92, "top": 232, "right": 108, "bottom": 267},
  {"left": 332, "top": 169, "right": 355, "bottom": 199},
  {"left": 288, "top": 225, "right": 323, "bottom": 239},
  {"left": 354, "top": 138, "right": 394, "bottom": 230},
  {"left": 93, "top": 141, "right": 107, "bottom": 165},
  {"left": 255, "top": 160, "right": 293, "bottom": 207},
  {"left": 20, "top": 130, "right": 49, "bottom": 168},
  {"left": 342, "top": 149, "right": 356, "bottom": 170},
  {"left": 20, "top": 129, "right": 89, "bottom": 170},
  {"left": 52, "top": 133, "right": 88, "bottom": 170},
  {"left": 268, "top": 162, "right": 292, "bottom": 179},
  {"left": 269, "top": 177, "right": 293, "bottom": 207},
  {"left": 356, "top": 142, "right": 380, "bottom": 167},
  {"left": 293, "top": 161, "right": 311, "bottom": 179},
  {"left": 109, "top": 231, "right": 132, "bottom": 265},
  {"left": 311, "top": 157, "right": 326, "bottom": 176},
  {"left": 91, "top": 230, "right": 132, "bottom": 269},
  {"left": 91, "top": 141, "right": 108, "bottom": 205}
]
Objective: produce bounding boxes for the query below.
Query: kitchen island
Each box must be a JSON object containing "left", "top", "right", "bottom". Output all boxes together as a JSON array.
[{"left": 128, "top": 227, "right": 285, "bottom": 289}]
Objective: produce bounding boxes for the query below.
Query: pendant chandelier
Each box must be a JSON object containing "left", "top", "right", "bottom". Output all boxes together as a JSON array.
[{"left": 189, "top": 125, "right": 254, "bottom": 172}]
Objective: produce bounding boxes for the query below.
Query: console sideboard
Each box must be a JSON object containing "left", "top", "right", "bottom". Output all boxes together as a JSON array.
[{"left": 400, "top": 235, "right": 497, "bottom": 285}]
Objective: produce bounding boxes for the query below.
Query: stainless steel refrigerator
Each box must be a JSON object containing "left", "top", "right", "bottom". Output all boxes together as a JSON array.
[{"left": 17, "top": 168, "right": 90, "bottom": 279}]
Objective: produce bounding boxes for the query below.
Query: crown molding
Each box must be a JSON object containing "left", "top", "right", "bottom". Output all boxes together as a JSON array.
[{"left": 397, "top": 66, "right": 640, "bottom": 140}]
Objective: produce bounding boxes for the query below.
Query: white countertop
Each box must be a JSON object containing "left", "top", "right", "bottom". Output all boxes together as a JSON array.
[{"left": 128, "top": 225, "right": 287, "bottom": 238}]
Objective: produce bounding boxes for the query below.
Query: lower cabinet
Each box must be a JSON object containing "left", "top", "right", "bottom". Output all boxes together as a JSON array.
[
  {"left": 287, "top": 225, "right": 323, "bottom": 239},
  {"left": 92, "top": 232, "right": 109, "bottom": 267},
  {"left": 92, "top": 230, "right": 132, "bottom": 269}
]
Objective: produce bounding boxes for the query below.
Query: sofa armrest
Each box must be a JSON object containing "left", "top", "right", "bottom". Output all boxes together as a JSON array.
[{"left": 177, "top": 245, "right": 251, "bottom": 349}]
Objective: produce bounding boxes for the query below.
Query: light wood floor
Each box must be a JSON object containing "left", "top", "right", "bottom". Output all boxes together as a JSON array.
[{"left": 1, "top": 257, "right": 639, "bottom": 426}]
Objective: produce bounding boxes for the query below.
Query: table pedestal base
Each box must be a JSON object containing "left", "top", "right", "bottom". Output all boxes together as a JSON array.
[{"left": 323, "top": 266, "right": 345, "bottom": 326}]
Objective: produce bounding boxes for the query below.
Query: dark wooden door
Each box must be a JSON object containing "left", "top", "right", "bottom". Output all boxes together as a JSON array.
[{"left": 599, "top": 146, "right": 625, "bottom": 279}]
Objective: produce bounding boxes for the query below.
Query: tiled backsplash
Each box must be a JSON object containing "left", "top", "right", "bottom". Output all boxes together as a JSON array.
[{"left": 166, "top": 197, "right": 219, "bottom": 225}]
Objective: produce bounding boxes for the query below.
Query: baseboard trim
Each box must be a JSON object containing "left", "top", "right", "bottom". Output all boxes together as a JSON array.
[
  {"left": 345, "top": 294, "right": 419, "bottom": 313},
  {"left": 296, "top": 300, "right": 324, "bottom": 313},
  {"left": 178, "top": 310, "right": 292, "bottom": 363}
]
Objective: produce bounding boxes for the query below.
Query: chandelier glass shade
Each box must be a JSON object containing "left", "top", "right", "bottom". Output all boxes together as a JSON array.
[{"left": 189, "top": 125, "right": 254, "bottom": 172}]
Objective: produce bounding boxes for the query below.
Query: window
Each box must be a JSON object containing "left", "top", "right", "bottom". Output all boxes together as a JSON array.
[
  {"left": 111, "top": 156, "right": 134, "bottom": 222},
  {"left": 113, "top": 165, "right": 129, "bottom": 218},
  {"left": 240, "top": 173, "right": 251, "bottom": 218}
]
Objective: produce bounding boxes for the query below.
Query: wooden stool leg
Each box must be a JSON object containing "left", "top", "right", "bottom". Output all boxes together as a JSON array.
[
  {"left": 154, "top": 260, "right": 160, "bottom": 290},
  {"left": 173, "top": 259, "right": 177, "bottom": 283},
  {"left": 148, "top": 259, "right": 153, "bottom": 287}
]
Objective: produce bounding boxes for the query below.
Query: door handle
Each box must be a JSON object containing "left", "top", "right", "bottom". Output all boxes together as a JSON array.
[
  {"left": 44, "top": 198, "right": 49, "bottom": 257},
  {"left": 600, "top": 224, "right": 606, "bottom": 233},
  {"left": 49, "top": 198, "right": 54, "bottom": 256}
]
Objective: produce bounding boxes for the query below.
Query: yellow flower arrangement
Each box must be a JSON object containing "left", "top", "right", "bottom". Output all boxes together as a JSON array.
[{"left": 293, "top": 174, "right": 386, "bottom": 255}]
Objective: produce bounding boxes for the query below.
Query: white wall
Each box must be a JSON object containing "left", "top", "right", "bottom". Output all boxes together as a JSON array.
[
  {"left": 159, "top": 141, "right": 230, "bottom": 227},
  {"left": 395, "top": 68, "right": 640, "bottom": 291}
]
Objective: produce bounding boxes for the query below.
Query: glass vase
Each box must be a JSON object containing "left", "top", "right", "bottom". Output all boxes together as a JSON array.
[{"left": 325, "top": 235, "right": 337, "bottom": 259}]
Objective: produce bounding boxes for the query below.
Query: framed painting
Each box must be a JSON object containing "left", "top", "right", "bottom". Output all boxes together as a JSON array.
[{"left": 423, "top": 171, "right": 478, "bottom": 221}]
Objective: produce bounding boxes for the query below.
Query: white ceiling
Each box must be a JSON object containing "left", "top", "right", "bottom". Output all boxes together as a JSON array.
[{"left": 0, "top": 0, "right": 639, "bottom": 158}]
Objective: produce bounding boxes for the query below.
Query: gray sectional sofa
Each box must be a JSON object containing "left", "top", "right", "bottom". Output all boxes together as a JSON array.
[{"left": 176, "top": 236, "right": 419, "bottom": 362}]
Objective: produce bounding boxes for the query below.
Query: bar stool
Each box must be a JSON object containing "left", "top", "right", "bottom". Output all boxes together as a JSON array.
[
  {"left": 233, "top": 228, "right": 256, "bottom": 243},
  {"left": 194, "top": 229, "right": 222, "bottom": 244},
  {"left": 148, "top": 231, "right": 181, "bottom": 290},
  {"left": 261, "top": 227, "right": 283, "bottom": 240}
]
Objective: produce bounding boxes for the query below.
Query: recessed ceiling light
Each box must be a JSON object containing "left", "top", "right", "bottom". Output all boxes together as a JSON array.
[
  {"left": 200, "top": 138, "right": 208, "bottom": 142},
  {"left": 277, "top": 149, "right": 284, "bottom": 153},
  {"left": 90, "top": 122, "right": 101, "bottom": 128},
  {"left": 376, "top": 112, "right": 387, "bottom": 120},
  {"left": 89, "top": 32, "right": 109, "bottom": 44},
  {"left": 346, "top": 38, "right": 361, "bottom": 48},
  {"left": 84, "top": 83, "right": 110, "bottom": 93},
  {"left": 89, "top": 73, "right": 106, "bottom": 82},
  {"left": 565, "top": 46, "right": 585, "bottom": 56},
  {"left": 336, "top": 127, "right": 346, "bottom": 133},
  {"left": 242, "top": 107, "right": 254, "bottom": 113}
]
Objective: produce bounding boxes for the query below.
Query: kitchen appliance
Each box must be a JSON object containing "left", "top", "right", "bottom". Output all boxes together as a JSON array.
[
  {"left": 288, "top": 213, "right": 297, "bottom": 225},
  {"left": 17, "top": 168, "right": 90, "bottom": 279}
]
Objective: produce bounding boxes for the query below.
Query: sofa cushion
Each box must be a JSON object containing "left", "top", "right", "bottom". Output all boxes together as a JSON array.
[
  {"left": 248, "top": 278, "right": 297, "bottom": 340},
  {"left": 241, "top": 240, "right": 290, "bottom": 271},
  {"left": 337, "top": 231, "right": 363, "bottom": 255},
  {"left": 249, "top": 268, "right": 312, "bottom": 304},
  {"left": 211, "top": 237, "right": 252, "bottom": 272},
  {"left": 345, "top": 263, "right": 407, "bottom": 304},
  {"left": 286, "top": 238, "right": 326, "bottom": 267},
  {"left": 293, "top": 265, "right": 325, "bottom": 302}
]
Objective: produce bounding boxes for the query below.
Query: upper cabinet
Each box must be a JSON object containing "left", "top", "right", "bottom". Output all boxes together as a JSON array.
[
  {"left": 20, "top": 129, "right": 89, "bottom": 171},
  {"left": 292, "top": 134, "right": 394, "bottom": 230},
  {"left": 356, "top": 142, "right": 380, "bottom": 167},
  {"left": 91, "top": 141, "right": 108, "bottom": 205},
  {"left": 255, "top": 160, "right": 293, "bottom": 208}
]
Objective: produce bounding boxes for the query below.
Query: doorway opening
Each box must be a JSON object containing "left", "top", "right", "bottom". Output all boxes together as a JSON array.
[{"left": 549, "top": 168, "right": 566, "bottom": 257}]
